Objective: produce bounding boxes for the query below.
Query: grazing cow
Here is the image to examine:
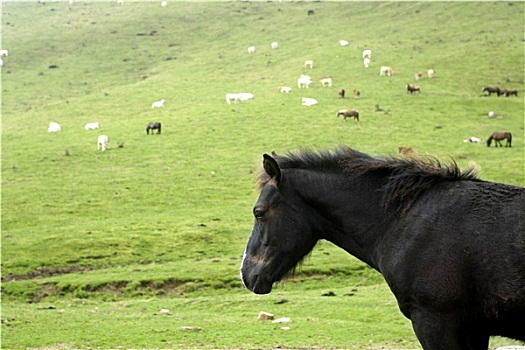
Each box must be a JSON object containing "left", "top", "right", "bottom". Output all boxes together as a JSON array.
[
  {"left": 398, "top": 146, "right": 414, "bottom": 156},
  {"left": 226, "top": 93, "right": 254, "bottom": 104},
  {"left": 339, "top": 40, "right": 349, "bottom": 46},
  {"left": 320, "top": 77, "right": 332, "bottom": 87},
  {"left": 161, "top": 1, "right": 167, "bottom": 7},
  {"left": 248, "top": 46, "right": 255, "bottom": 55},
  {"left": 297, "top": 75, "right": 312, "bottom": 89},
  {"left": 353, "top": 89, "right": 361, "bottom": 98},
  {"left": 304, "top": 60, "right": 314, "bottom": 69},
  {"left": 338, "top": 88, "right": 345, "bottom": 98},
  {"left": 48, "top": 122, "right": 61, "bottom": 133},
  {"left": 301, "top": 97, "right": 318, "bottom": 106},
  {"left": 380, "top": 66, "right": 393, "bottom": 76},
  {"left": 415, "top": 72, "right": 423, "bottom": 80},
  {"left": 363, "top": 57, "right": 370, "bottom": 68},
  {"left": 226, "top": 93, "right": 241, "bottom": 104},
  {"left": 0, "top": 49, "right": 8, "bottom": 57},
  {"left": 271, "top": 42, "right": 278, "bottom": 49},
  {"left": 146, "top": 122, "right": 162, "bottom": 135},
  {"left": 97, "top": 135, "right": 109, "bottom": 151},
  {"left": 464, "top": 137, "right": 483, "bottom": 143},
  {"left": 406, "top": 83, "right": 421, "bottom": 94},
  {"left": 307, "top": 9, "right": 315, "bottom": 15},
  {"left": 151, "top": 99, "right": 165, "bottom": 108},
  {"left": 278, "top": 86, "right": 292, "bottom": 93},
  {"left": 362, "top": 49, "right": 372, "bottom": 59},
  {"left": 84, "top": 122, "right": 99, "bottom": 130},
  {"left": 238, "top": 93, "right": 254, "bottom": 101},
  {"left": 336, "top": 109, "right": 359, "bottom": 122},
  {"left": 427, "top": 69, "right": 434, "bottom": 78}
]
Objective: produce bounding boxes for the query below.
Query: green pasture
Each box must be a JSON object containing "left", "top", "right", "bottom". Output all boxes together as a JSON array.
[{"left": 1, "top": 1, "right": 524, "bottom": 349}]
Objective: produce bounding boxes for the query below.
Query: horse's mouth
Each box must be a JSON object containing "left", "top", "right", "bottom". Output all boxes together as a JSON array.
[{"left": 251, "top": 275, "right": 273, "bottom": 295}]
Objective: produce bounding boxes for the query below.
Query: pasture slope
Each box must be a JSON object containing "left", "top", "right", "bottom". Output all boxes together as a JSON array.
[{"left": 1, "top": 1, "right": 524, "bottom": 349}]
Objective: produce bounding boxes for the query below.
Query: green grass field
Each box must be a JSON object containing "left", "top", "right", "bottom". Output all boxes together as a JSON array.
[{"left": 1, "top": 1, "right": 524, "bottom": 349}]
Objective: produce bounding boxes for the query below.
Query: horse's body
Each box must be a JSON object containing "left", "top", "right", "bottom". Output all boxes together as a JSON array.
[
  {"left": 482, "top": 86, "right": 500, "bottom": 96},
  {"left": 336, "top": 109, "right": 359, "bottom": 122},
  {"left": 406, "top": 83, "right": 421, "bottom": 94},
  {"left": 146, "top": 122, "right": 161, "bottom": 135},
  {"left": 241, "top": 147, "right": 525, "bottom": 350},
  {"left": 487, "top": 132, "right": 511, "bottom": 147}
]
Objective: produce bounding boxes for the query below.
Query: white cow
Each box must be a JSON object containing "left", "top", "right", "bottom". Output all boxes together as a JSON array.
[
  {"left": 320, "top": 77, "right": 332, "bottom": 87},
  {"left": 225, "top": 93, "right": 254, "bottom": 104},
  {"left": 339, "top": 40, "right": 349, "bottom": 46},
  {"left": 463, "top": 137, "right": 483, "bottom": 143},
  {"left": 297, "top": 75, "right": 312, "bottom": 89},
  {"left": 427, "top": 69, "right": 435, "bottom": 78},
  {"left": 151, "top": 99, "right": 165, "bottom": 108},
  {"left": 0, "top": 49, "right": 8, "bottom": 57},
  {"left": 271, "top": 42, "right": 278, "bottom": 49},
  {"left": 379, "top": 66, "right": 394, "bottom": 76},
  {"left": 363, "top": 57, "right": 370, "bottom": 68},
  {"left": 161, "top": 1, "right": 167, "bottom": 7},
  {"left": 48, "top": 122, "right": 61, "bottom": 133},
  {"left": 278, "top": 86, "right": 292, "bottom": 93},
  {"left": 226, "top": 93, "right": 240, "bottom": 104},
  {"left": 238, "top": 93, "right": 254, "bottom": 101},
  {"left": 304, "top": 60, "right": 314, "bottom": 69},
  {"left": 248, "top": 46, "right": 255, "bottom": 55},
  {"left": 301, "top": 97, "right": 318, "bottom": 106},
  {"left": 362, "top": 49, "right": 372, "bottom": 59},
  {"left": 97, "top": 135, "right": 109, "bottom": 151},
  {"left": 84, "top": 122, "right": 99, "bottom": 130}
]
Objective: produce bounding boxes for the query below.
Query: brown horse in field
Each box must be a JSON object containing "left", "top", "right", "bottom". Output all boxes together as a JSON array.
[
  {"left": 487, "top": 132, "right": 512, "bottom": 147},
  {"left": 336, "top": 109, "right": 359, "bottom": 122},
  {"left": 407, "top": 84, "right": 421, "bottom": 94}
]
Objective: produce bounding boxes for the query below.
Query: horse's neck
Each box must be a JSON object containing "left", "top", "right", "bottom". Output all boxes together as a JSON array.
[{"left": 293, "top": 171, "right": 389, "bottom": 270}]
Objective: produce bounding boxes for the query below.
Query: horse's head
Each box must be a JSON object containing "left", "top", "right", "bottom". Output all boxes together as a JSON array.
[{"left": 240, "top": 154, "right": 319, "bottom": 294}]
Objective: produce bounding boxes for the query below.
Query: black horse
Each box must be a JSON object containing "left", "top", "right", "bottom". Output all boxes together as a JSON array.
[
  {"left": 241, "top": 147, "right": 525, "bottom": 350},
  {"left": 482, "top": 86, "right": 500, "bottom": 96},
  {"left": 487, "top": 132, "right": 512, "bottom": 147},
  {"left": 146, "top": 122, "right": 161, "bottom": 135}
]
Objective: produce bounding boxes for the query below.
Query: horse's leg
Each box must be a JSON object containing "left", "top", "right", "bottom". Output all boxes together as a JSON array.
[{"left": 411, "top": 310, "right": 489, "bottom": 350}]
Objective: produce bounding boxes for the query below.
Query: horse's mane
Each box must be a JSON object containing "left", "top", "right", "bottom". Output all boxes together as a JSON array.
[{"left": 258, "top": 147, "right": 480, "bottom": 213}]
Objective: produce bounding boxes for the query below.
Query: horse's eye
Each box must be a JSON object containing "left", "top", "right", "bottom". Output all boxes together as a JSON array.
[{"left": 253, "top": 207, "right": 266, "bottom": 220}]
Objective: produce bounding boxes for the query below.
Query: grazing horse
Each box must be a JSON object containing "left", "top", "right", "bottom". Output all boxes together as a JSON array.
[
  {"left": 146, "top": 122, "right": 162, "bottom": 135},
  {"left": 406, "top": 83, "right": 421, "bottom": 94},
  {"left": 482, "top": 86, "right": 500, "bottom": 96},
  {"left": 240, "top": 147, "right": 525, "bottom": 350},
  {"left": 336, "top": 109, "right": 359, "bottom": 122},
  {"left": 487, "top": 132, "right": 512, "bottom": 147},
  {"left": 504, "top": 89, "right": 519, "bottom": 97}
]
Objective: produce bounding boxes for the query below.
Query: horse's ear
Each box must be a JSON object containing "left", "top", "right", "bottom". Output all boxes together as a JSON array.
[{"left": 263, "top": 154, "right": 281, "bottom": 183}]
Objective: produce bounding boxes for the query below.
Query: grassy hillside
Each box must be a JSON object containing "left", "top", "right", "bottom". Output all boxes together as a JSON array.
[{"left": 1, "top": 1, "right": 524, "bottom": 349}]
